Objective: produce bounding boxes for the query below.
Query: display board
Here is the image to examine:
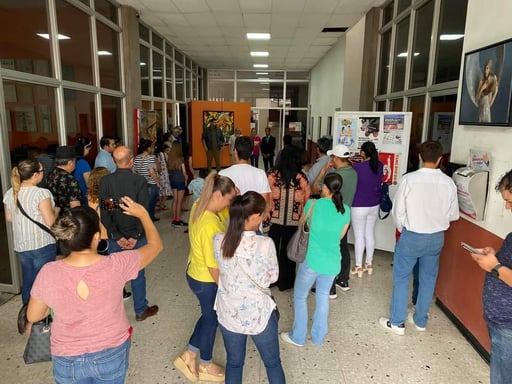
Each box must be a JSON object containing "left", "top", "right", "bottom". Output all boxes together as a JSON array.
[{"left": 333, "top": 111, "right": 412, "bottom": 252}]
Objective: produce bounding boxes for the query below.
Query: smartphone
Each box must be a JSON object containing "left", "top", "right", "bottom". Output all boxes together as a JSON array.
[
  {"left": 460, "top": 242, "right": 481, "bottom": 254},
  {"left": 100, "top": 198, "right": 122, "bottom": 211}
]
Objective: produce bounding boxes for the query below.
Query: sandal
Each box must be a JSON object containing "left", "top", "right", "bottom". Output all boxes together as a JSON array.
[
  {"left": 173, "top": 351, "right": 198, "bottom": 382},
  {"left": 364, "top": 263, "right": 374, "bottom": 275},
  {"left": 350, "top": 266, "right": 364, "bottom": 278},
  {"left": 198, "top": 363, "right": 225, "bottom": 382}
]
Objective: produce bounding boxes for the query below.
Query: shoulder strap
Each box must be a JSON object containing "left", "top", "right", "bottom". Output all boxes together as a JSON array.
[
  {"left": 299, "top": 199, "right": 317, "bottom": 226},
  {"left": 16, "top": 199, "right": 55, "bottom": 237}
]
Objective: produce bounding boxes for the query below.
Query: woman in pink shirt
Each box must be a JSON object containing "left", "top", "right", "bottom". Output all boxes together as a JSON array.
[
  {"left": 250, "top": 128, "right": 261, "bottom": 168},
  {"left": 27, "top": 198, "right": 163, "bottom": 383}
]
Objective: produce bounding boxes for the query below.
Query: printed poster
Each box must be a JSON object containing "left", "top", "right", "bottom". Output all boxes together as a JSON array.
[
  {"left": 432, "top": 113, "right": 454, "bottom": 154},
  {"left": 379, "top": 152, "right": 400, "bottom": 185},
  {"left": 356, "top": 116, "right": 380, "bottom": 147},
  {"left": 335, "top": 117, "right": 356, "bottom": 148},
  {"left": 382, "top": 114, "right": 405, "bottom": 145}
]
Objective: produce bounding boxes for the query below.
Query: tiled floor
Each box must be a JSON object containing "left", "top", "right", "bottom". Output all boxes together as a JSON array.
[{"left": 0, "top": 207, "right": 489, "bottom": 383}]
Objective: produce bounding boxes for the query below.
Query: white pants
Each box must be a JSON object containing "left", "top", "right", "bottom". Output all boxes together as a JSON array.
[{"left": 350, "top": 205, "right": 379, "bottom": 266}]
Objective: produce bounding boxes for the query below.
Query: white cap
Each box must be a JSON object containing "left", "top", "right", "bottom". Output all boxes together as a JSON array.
[{"left": 327, "top": 144, "right": 352, "bottom": 158}]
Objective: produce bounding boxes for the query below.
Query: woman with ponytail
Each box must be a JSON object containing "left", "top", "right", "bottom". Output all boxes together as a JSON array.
[
  {"left": 350, "top": 141, "right": 384, "bottom": 277},
  {"left": 3, "top": 159, "right": 57, "bottom": 307},
  {"left": 213, "top": 191, "right": 285, "bottom": 384},
  {"left": 174, "top": 172, "right": 237, "bottom": 383},
  {"left": 281, "top": 173, "right": 350, "bottom": 347}
]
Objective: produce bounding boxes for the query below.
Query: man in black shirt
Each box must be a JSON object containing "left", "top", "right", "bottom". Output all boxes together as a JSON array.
[
  {"left": 99, "top": 145, "right": 158, "bottom": 321},
  {"left": 202, "top": 120, "right": 224, "bottom": 171},
  {"left": 260, "top": 127, "right": 276, "bottom": 172}
]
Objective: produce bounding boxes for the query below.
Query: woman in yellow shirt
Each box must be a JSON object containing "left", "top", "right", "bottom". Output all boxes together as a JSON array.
[{"left": 174, "top": 172, "right": 237, "bottom": 382}]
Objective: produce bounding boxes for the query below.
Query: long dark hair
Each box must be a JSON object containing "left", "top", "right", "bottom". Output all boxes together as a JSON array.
[
  {"left": 323, "top": 173, "right": 345, "bottom": 214},
  {"left": 361, "top": 141, "right": 379, "bottom": 174},
  {"left": 51, "top": 206, "right": 100, "bottom": 256},
  {"left": 221, "top": 191, "right": 266, "bottom": 259},
  {"left": 275, "top": 146, "right": 301, "bottom": 187}
]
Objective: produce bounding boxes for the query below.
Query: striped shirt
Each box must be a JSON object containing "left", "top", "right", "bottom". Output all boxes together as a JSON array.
[
  {"left": 133, "top": 154, "right": 157, "bottom": 185},
  {"left": 3, "top": 186, "right": 56, "bottom": 251}
]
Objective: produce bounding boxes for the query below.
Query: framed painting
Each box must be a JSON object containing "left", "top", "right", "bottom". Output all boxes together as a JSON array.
[
  {"left": 459, "top": 38, "right": 512, "bottom": 126},
  {"left": 203, "top": 111, "right": 234, "bottom": 144}
]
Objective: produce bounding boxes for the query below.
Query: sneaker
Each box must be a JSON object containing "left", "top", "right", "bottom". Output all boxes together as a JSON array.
[
  {"left": 310, "top": 287, "right": 337, "bottom": 299},
  {"left": 350, "top": 266, "right": 364, "bottom": 278},
  {"left": 379, "top": 317, "right": 405, "bottom": 336},
  {"left": 280, "top": 332, "right": 304, "bottom": 347},
  {"left": 407, "top": 312, "right": 426, "bottom": 331},
  {"left": 363, "top": 263, "right": 373, "bottom": 275},
  {"left": 172, "top": 220, "right": 187, "bottom": 227},
  {"left": 123, "top": 290, "right": 132, "bottom": 301},
  {"left": 335, "top": 280, "right": 350, "bottom": 292}
]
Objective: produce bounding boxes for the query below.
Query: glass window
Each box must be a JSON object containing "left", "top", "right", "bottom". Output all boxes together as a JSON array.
[
  {"left": 410, "top": 1, "right": 434, "bottom": 88},
  {"left": 377, "top": 30, "right": 391, "bottom": 95},
  {"left": 139, "top": 23, "right": 149, "bottom": 42},
  {"left": 285, "top": 82, "right": 308, "bottom": 107},
  {"left": 192, "top": 76, "right": 197, "bottom": 100},
  {"left": 94, "top": 0, "right": 118, "bottom": 23},
  {"left": 376, "top": 101, "right": 386, "bottom": 111},
  {"left": 397, "top": 0, "right": 411, "bottom": 14},
  {"left": 140, "top": 45, "right": 149, "bottom": 95},
  {"left": 141, "top": 100, "right": 151, "bottom": 110},
  {"left": 96, "top": 21, "right": 120, "bottom": 90},
  {"left": 407, "top": 95, "right": 425, "bottom": 172},
  {"left": 391, "top": 16, "right": 410, "bottom": 92},
  {"left": 152, "top": 33, "right": 163, "bottom": 51},
  {"left": 153, "top": 51, "right": 163, "bottom": 97},
  {"left": 434, "top": 0, "right": 467, "bottom": 83},
  {"left": 210, "top": 80, "right": 234, "bottom": 101},
  {"left": 428, "top": 94, "right": 457, "bottom": 156},
  {"left": 186, "top": 69, "right": 191, "bottom": 100},
  {"left": 165, "top": 58, "right": 173, "bottom": 99},
  {"left": 0, "top": 2, "right": 53, "bottom": 77},
  {"left": 175, "top": 50, "right": 184, "bottom": 66},
  {"left": 287, "top": 71, "right": 309, "bottom": 80},
  {"left": 175, "top": 65, "right": 184, "bottom": 101},
  {"left": 209, "top": 70, "right": 234, "bottom": 80},
  {"left": 383, "top": 1, "right": 394, "bottom": 25},
  {"left": 101, "top": 94, "right": 122, "bottom": 142},
  {"left": 64, "top": 89, "right": 96, "bottom": 146},
  {"left": 390, "top": 98, "right": 403, "bottom": 111},
  {"left": 166, "top": 102, "right": 174, "bottom": 131},
  {"left": 165, "top": 42, "right": 172, "bottom": 57},
  {"left": 56, "top": 0, "right": 93, "bottom": 84}
]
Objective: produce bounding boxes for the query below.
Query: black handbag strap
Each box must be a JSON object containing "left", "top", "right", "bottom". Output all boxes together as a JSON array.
[{"left": 16, "top": 199, "right": 55, "bottom": 237}]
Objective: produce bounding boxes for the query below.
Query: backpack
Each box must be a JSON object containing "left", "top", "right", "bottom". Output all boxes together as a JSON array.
[{"left": 379, "top": 183, "right": 392, "bottom": 220}]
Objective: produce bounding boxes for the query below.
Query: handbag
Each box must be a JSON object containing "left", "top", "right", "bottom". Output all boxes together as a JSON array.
[
  {"left": 287, "top": 200, "right": 316, "bottom": 263},
  {"left": 379, "top": 183, "right": 393, "bottom": 220},
  {"left": 23, "top": 315, "right": 52, "bottom": 364}
]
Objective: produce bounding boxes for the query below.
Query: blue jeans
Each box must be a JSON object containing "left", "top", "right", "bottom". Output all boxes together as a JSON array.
[
  {"left": 390, "top": 228, "right": 444, "bottom": 328},
  {"left": 290, "top": 261, "right": 336, "bottom": 345},
  {"left": 108, "top": 237, "right": 148, "bottom": 315},
  {"left": 411, "top": 261, "right": 419, "bottom": 305},
  {"left": 17, "top": 243, "right": 57, "bottom": 305},
  {"left": 53, "top": 337, "right": 131, "bottom": 384},
  {"left": 250, "top": 154, "right": 259, "bottom": 168},
  {"left": 147, "top": 183, "right": 159, "bottom": 220},
  {"left": 488, "top": 325, "right": 512, "bottom": 384},
  {"left": 186, "top": 274, "right": 218, "bottom": 363},
  {"left": 220, "top": 311, "right": 285, "bottom": 384}
]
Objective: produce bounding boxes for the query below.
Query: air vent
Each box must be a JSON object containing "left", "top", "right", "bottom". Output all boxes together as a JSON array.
[{"left": 321, "top": 27, "right": 348, "bottom": 33}]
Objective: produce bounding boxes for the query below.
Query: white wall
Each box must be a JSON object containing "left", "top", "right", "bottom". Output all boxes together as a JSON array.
[
  {"left": 342, "top": 16, "right": 366, "bottom": 110},
  {"left": 452, "top": 0, "right": 512, "bottom": 238}
]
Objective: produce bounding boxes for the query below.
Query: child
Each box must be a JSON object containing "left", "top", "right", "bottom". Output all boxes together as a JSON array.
[{"left": 188, "top": 168, "right": 209, "bottom": 204}]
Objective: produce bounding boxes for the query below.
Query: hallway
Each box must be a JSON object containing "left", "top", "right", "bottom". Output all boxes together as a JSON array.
[{"left": 0, "top": 207, "right": 489, "bottom": 383}]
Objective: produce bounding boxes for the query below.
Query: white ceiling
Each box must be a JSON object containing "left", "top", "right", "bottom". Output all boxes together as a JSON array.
[{"left": 116, "top": 0, "right": 387, "bottom": 70}]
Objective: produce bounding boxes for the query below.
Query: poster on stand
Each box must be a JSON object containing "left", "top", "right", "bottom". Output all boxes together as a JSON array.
[
  {"left": 379, "top": 152, "right": 400, "bottom": 185},
  {"left": 357, "top": 116, "right": 380, "bottom": 147},
  {"left": 335, "top": 117, "right": 357, "bottom": 148},
  {"left": 432, "top": 112, "right": 454, "bottom": 154},
  {"left": 382, "top": 114, "right": 405, "bottom": 145}
]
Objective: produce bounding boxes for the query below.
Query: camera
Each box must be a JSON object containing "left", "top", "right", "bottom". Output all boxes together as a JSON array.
[{"left": 100, "top": 198, "right": 122, "bottom": 211}]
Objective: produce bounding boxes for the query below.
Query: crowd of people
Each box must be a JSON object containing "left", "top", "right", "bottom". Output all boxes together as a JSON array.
[{"left": 4, "top": 128, "right": 510, "bottom": 384}]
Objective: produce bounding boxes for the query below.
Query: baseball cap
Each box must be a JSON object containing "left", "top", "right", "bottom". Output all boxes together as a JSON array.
[
  {"left": 327, "top": 144, "right": 352, "bottom": 158},
  {"left": 55, "top": 145, "right": 76, "bottom": 160}
]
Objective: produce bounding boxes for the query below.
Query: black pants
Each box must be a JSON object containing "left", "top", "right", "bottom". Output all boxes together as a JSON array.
[
  {"left": 268, "top": 224, "right": 297, "bottom": 291},
  {"left": 338, "top": 230, "right": 351, "bottom": 283},
  {"left": 263, "top": 155, "right": 274, "bottom": 173}
]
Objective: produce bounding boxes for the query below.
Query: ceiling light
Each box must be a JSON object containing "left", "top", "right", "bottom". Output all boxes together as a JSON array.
[
  {"left": 97, "top": 50, "right": 112, "bottom": 56},
  {"left": 262, "top": 88, "right": 270, "bottom": 91},
  {"left": 397, "top": 52, "right": 420, "bottom": 57},
  {"left": 440, "top": 34, "right": 464, "bottom": 41},
  {"left": 140, "top": 62, "right": 147, "bottom": 66},
  {"left": 37, "top": 33, "right": 70, "bottom": 40},
  {"left": 250, "top": 51, "right": 269, "bottom": 57},
  {"left": 253, "top": 64, "right": 269, "bottom": 68},
  {"left": 247, "top": 33, "right": 271, "bottom": 40},
  {"left": 256, "top": 72, "right": 268, "bottom": 75}
]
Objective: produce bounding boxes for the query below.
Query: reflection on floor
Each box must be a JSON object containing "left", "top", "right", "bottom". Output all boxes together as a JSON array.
[{"left": 0, "top": 207, "right": 489, "bottom": 383}]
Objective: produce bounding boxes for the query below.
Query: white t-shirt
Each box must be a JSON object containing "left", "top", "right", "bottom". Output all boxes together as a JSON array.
[{"left": 219, "top": 164, "right": 271, "bottom": 195}]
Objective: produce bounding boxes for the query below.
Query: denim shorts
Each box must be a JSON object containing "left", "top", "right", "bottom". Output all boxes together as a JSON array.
[
  {"left": 169, "top": 170, "right": 186, "bottom": 190},
  {"left": 52, "top": 337, "right": 131, "bottom": 383}
]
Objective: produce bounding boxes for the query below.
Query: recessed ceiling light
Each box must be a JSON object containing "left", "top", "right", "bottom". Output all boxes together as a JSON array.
[
  {"left": 247, "top": 33, "right": 271, "bottom": 40},
  {"left": 440, "top": 34, "right": 464, "bottom": 41},
  {"left": 253, "top": 64, "right": 269, "bottom": 68},
  {"left": 250, "top": 51, "right": 269, "bottom": 57},
  {"left": 98, "top": 50, "right": 112, "bottom": 56},
  {"left": 37, "top": 33, "right": 70, "bottom": 40},
  {"left": 397, "top": 52, "right": 420, "bottom": 57},
  {"left": 256, "top": 72, "right": 268, "bottom": 75},
  {"left": 140, "top": 62, "right": 147, "bottom": 66}
]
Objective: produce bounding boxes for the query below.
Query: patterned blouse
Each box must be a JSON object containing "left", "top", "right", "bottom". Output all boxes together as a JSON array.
[
  {"left": 213, "top": 232, "right": 278, "bottom": 335},
  {"left": 267, "top": 171, "right": 311, "bottom": 226}
]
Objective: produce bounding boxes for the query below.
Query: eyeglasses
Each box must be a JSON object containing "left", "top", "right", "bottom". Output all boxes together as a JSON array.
[{"left": 36, "top": 169, "right": 45, "bottom": 173}]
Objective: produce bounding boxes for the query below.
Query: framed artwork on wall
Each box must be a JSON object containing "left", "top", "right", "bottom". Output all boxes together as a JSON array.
[
  {"left": 203, "top": 110, "right": 234, "bottom": 144},
  {"left": 459, "top": 38, "right": 512, "bottom": 126}
]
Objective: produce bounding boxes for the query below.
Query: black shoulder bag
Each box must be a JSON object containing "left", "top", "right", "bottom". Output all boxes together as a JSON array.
[{"left": 16, "top": 199, "right": 54, "bottom": 237}]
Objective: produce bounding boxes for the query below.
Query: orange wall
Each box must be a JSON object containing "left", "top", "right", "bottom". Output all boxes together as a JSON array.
[
  {"left": 188, "top": 100, "right": 251, "bottom": 169},
  {"left": 436, "top": 218, "right": 504, "bottom": 353}
]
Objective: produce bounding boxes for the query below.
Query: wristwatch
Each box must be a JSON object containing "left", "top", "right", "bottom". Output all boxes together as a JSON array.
[{"left": 491, "top": 263, "right": 503, "bottom": 278}]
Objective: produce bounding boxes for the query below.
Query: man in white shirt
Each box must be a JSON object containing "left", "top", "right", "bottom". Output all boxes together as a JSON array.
[
  {"left": 379, "top": 140, "right": 459, "bottom": 335},
  {"left": 220, "top": 136, "right": 271, "bottom": 210}
]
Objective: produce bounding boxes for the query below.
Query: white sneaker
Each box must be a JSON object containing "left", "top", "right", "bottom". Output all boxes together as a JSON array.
[
  {"left": 407, "top": 312, "right": 426, "bottom": 331},
  {"left": 280, "top": 332, "right": 304, "bottom": 347},
  {"left": 379, "top": 317, "right": 405, "bottom": 336}
]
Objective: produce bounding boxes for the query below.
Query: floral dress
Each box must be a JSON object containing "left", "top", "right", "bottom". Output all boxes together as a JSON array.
[{"left": 158, "top": 151, "right": 172, "bottom": 197}]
